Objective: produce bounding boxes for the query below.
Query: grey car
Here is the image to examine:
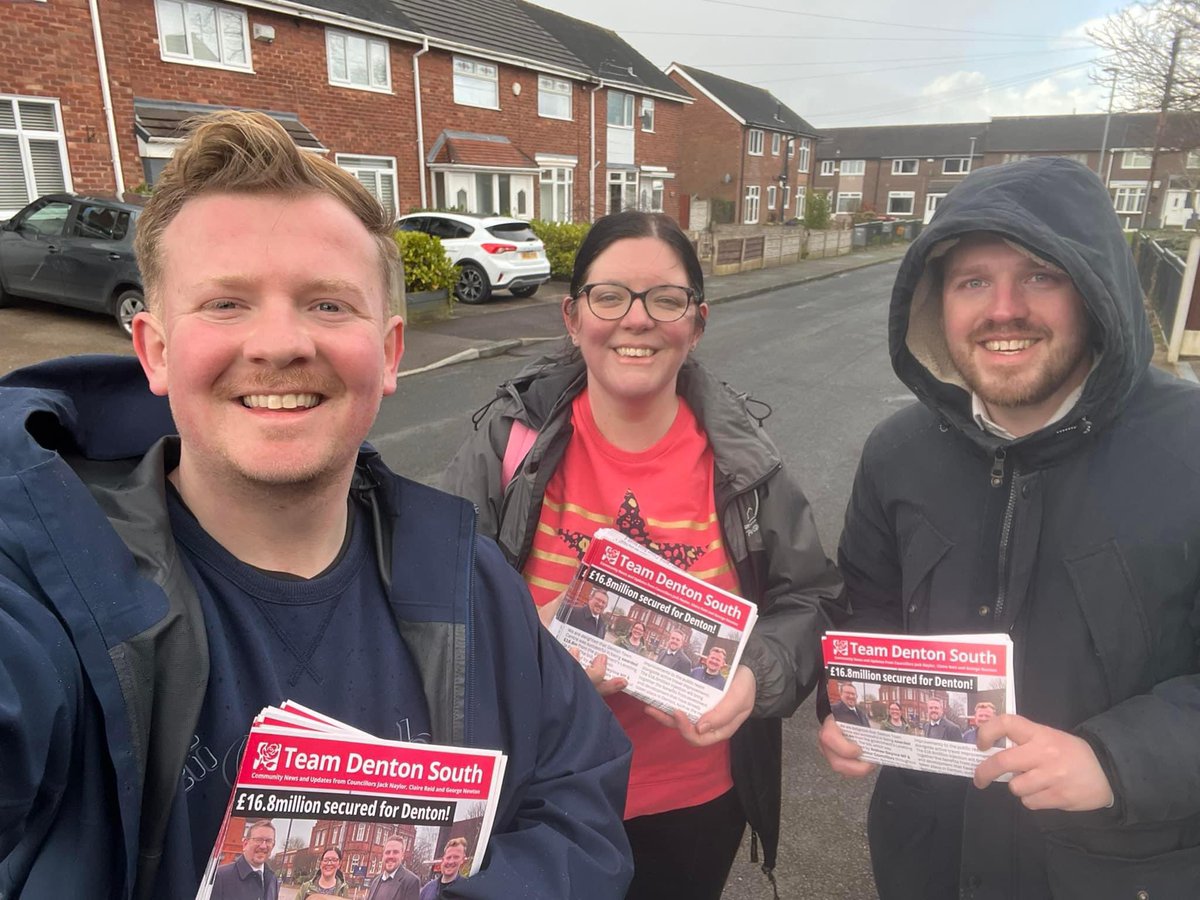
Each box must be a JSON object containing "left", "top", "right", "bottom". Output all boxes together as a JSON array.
[{"left": 0, "top": 192, "right": 146, "bottom": 335}]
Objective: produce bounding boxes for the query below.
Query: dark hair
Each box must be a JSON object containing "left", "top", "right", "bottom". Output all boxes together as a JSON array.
[
  {"left": 321, "top": 847, "right": 343, "bottom": 861},
  {"left": 569, "top": 210, "right": 704, "bottom": 304}
]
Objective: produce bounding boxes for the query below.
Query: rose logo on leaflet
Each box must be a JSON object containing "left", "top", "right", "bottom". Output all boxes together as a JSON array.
[
  {"left": 253, "top": 742, "right": 282, "bottom": 771},
  {"left": 602, "top": 546, "right": 620, "bottom": 565},
  {"left": 832, "top": 639, "right": 849, "bottom": 656}
]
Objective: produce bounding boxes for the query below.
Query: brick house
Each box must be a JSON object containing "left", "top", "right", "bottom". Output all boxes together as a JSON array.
[
  {"left": 666, "top": 64, "right": 820, "bottom": 230},
  {"left": 813, "top": 122, "right": 984, "bottom": 225},
  {"left": 983, "top": 112, "right": 1200, "bottom": 229},
  {"left": 0, "top": 0, "right": 689, "bottom": 223},
  {"left": 816, "top": 112, "right": 1200, "bottom": 230}
]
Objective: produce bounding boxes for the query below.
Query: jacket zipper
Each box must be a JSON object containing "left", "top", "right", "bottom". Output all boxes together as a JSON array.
[
  {"left": 990, "top": 448, "right": 1019, "bottom": 623},
  {"left": 465, "top": 508, "right": 479, "bottom": 746}
]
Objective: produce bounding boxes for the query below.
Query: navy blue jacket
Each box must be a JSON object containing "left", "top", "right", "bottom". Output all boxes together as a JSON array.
[{"left": 0, "top": 355, "right": 632, "bottom": 900}]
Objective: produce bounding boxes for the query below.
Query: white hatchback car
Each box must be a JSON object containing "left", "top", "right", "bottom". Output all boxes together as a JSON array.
[{"left": 395, "top": 212, "right": 552, "bottom": 304}]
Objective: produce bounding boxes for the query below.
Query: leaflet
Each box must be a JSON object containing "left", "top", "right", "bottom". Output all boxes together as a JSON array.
[
  {"left": 548, "top": 527, "right": 758, "bottom": 722},
  {"left": 194, "top": 705, "right": 507, "bottom": 899},
  {"left": 822, "top": 631, "right": 1015, "bottom": 778}
]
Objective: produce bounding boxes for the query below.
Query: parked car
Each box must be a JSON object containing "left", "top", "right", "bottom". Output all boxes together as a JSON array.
[
  {"left": 395, "top": 212, "right": 551, "bottom": 304},
  {"left": 0, "top": 192, "right": 146, "bottom": 335}
]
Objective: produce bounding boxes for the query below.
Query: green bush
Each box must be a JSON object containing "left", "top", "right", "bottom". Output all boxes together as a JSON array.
[
  {"left": 394, "top": 230, "right": 459, "bottom": 293},
  {"left": 804, "top": 190, "right": 832, "bottom": 230},
  {"left": 530, "top": 220, "right": 591, "bottom": 278}
]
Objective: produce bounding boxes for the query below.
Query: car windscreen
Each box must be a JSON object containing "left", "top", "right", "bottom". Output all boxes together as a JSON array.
[{"left": 485, "top": 222, "right": 538, "bottom": 243}]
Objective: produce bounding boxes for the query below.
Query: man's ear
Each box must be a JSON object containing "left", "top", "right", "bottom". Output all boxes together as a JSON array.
[
  {"left": 381, "top": 315, "right": 405, "bottom": 395},
  {"left": 132, "top": 310, "right": 169, "bottom": 396}
]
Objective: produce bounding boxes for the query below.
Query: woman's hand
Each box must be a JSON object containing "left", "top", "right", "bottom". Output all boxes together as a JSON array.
[
  {"left": 568, "top": 648, "right": 627, "bottom": 697},
  {"left": 537, "top": 590, "right": 565, "bottom": 629},
  {"left": 643, "top": 665, "right": 756, "bottom": 746}
]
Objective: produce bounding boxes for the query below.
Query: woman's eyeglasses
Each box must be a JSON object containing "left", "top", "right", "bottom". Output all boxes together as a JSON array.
[{"left": 576, "top": 283, "right": 699, "bottom": 322}]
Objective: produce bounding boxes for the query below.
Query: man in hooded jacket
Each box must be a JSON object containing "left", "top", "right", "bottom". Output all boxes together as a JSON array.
[{"left": 819, "top": 157, "right": 1200, "bottom": 899}]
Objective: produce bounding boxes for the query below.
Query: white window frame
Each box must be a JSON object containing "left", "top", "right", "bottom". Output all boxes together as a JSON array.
[
  {"left": 783, "top": 185, "right": 790, "bottom": 211},
  {"left": 835, "top": 192, "right": 862, "bottom": 214},
  {"left": 743, "top": 185, "right": 760, "bottom": 223},
  {"left": 795, "top": 186, "right": 806, "bottom": 217},
  {"left": 607, "top": 169, "right": 637, "bottom": 214},
  {"left": 326, "top": 29, "right": 390, "bottom": 92},
  {"left": 1112, "top": 183, "right": 1147, "bottom": 213},
  {"left": 453, "top": 56, "right": 499, "bottom": 109},
  {"left": 820, "top": 159, "right": 835, "bottom": 176},
  {"left": 336, "top": 154, "right": 398, "bottom": 218},
  {"left": 771, "top": 132, "right": 781, "bottom": 155},
  {"left": 767, "top": 184, "right": 777, "bottom": 211},
  {"left": 839, "top": 159, "right": 865, "bottom": 176},
  {"left": 797, "top": 138, "right": 811, "bottom": 173},
  {"left": 1186, "top": 150, "right": 1200, "bottom": 169},
  {"left": 640, "top": 97, "right": 655, "bottom": 132},
  {"left": 607, "top": 90, "right": 634, "bottom": 128},
  {"left": 1002, "top": 153, "right": 1031, "bottom": 165},
  {"left": 537, "top": 75, "right": 572, "bottom": 120},
  {"left": 539, "top": 165, "right": 574, "bottom": 222},
  {"left": 887, "top": 191, "right": 915, "bottom": 216},
  {"left": 747, "top": 129, "right": 764, "bottom": 156},
  {"left": 942, "top": 157, "right": 971, "bottom": 174},
  {"left": 0, "top": 96, "right": 72, "bottom": 216},
  {"left": 1122, "top": 150, "right": 1152, "bottom": 169},
  {"left": 154, "top": 0, "right": 251, "bottom": 72},
  {"left": 891, "top": 158, "right": 918, "bottom": 175}
]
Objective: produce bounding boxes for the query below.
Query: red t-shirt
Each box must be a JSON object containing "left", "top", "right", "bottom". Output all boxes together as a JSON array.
[{"left": 522, "top": 389, "right": 740, "bottom": 819}]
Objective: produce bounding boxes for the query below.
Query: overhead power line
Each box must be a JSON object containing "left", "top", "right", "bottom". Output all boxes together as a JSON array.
[
  {"left": 698, "top": 48, "right": 1094, "bottom": 71},
  {"left": 807, "top": 58, "right": 1099, "bottom": 124},
  {"left": 699, "top": 0, "right": 1088, "bottom": 40},
  {"left": 750, "top": 47, "right": 1097, "bottom": 86},
  {"left": 624, "top": 30, "right": 1092, "bottom": 43}
]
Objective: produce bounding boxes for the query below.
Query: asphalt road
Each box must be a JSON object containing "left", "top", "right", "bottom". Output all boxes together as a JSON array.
[{"left": 373, "top": 261, "right": 909, "bottom": 899}]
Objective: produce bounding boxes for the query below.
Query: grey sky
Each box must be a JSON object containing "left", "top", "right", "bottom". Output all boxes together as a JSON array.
[{"left": 530, "top": 0, "right": 1126, "bottom": 126}]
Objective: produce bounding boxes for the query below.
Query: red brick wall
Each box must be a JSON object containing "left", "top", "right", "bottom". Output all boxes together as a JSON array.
[
  {"left": 94, "top": 0, "right": 422, "bottom": 207},
  {"left": 0, "top": 0, "right": 116, "bottom": 195},
  {"left": 416, "top": 52, "right": 592, "bottom": 219},
  {"left": 669, "top": 70, "right": 743, "bottom": 217},
  {"left": 633, "top": 97, "right": 684, "bottom": 222}
]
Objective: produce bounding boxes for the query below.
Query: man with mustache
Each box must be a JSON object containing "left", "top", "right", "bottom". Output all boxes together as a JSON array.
[
  {"left": 819, "top": 157, "right": 1200, "bottom": 899},
  {"left": 0, "top": 111, "right": 631, "bottom": 898}
]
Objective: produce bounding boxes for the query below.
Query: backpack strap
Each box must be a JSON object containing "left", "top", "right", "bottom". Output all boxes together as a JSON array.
[{"left": 501, "top": 419, "right": 537, "bottom": 490}]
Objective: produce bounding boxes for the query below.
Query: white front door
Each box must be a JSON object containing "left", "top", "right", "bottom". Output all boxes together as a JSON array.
[
  {"left": 1163, "top": 190, "right": 1195, "bottom": 228},
  {"left": 924, "top": 193, "right": 946, "bottom": 224}
]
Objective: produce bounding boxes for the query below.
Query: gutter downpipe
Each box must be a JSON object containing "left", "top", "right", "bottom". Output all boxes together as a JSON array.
[
  {"left": 87, "top": 0, "right": 125, "bottom": 195},
  {"left": 413, "top": 39, "right": 430, "bottom": 209},
  {"left": 590, "top": 82, "right": 603, "bottom": 221}
]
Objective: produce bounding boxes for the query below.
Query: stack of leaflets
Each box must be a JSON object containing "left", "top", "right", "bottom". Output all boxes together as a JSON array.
[
  {"left": 549, "top": 527, "right": 758, "bottom": 723},
  {"left": 194, "top": 701, "right": 506, "bottom": 899},
  {"left": 823, "top": 631, "right": 1015, "bottom": 778}
]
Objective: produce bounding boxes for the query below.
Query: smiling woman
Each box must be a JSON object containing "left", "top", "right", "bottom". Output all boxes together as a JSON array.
[{"left": 442, "top": 210, "right": 843, "bottom": 899}]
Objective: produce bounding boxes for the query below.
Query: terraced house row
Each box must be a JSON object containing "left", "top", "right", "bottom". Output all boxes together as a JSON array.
[{"left": 3, "top": 0, "right": 1199, "bottom": 232}]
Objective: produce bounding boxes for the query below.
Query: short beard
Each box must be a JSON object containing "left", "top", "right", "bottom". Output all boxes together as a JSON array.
[{"left": 950, "top": 324, "right": 1090, "bottom": 410}]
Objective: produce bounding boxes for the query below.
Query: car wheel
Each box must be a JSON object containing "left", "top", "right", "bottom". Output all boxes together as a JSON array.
[
  {"left": 454, "top": 262, "right": 492, "bottom": 304},
  {"left": 113, "top": 288, "right": 145, "bottom": 336},
  {"left": 509, "top": 285, "right": 539, "bottom": 298}
]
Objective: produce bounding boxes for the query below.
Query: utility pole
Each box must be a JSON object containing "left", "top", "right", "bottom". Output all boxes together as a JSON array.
[
  {"left": 1141, "top": 27, "right": 1183, "bottom": 230},
  {"left": 1097, "top": 66, "right": 1119, "bottom": 179}
]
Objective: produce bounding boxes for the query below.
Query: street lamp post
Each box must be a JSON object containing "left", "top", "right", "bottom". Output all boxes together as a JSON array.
[{"left": 1098, "top": 67, "right": 1119, "bottom": 181}]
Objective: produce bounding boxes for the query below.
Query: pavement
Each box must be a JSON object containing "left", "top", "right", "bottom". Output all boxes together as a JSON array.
[{"left": 397, "top": 242, "right": 915, "bottom": 376}]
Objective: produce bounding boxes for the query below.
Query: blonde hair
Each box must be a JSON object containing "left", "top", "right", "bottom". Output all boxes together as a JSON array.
[
  {"left": 444, "top": 837, "right": 468, "bottom": 852},
  {"left": 134, "top": 110, "right": 401, "bottom": 314}
]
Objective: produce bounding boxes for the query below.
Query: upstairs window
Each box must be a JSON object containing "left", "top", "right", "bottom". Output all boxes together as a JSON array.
[
  {"left": 797, "top": 138, "right": 811, "bottom": 173},
  {"left": 607, "top": 91, "right": 634, "bottom": 128},
  {"left": 327, "top": 30, "right": 390, "bottom": 91},
  {"left": 453, "top": 57, "right": 498, "bottom": 109},
  {"left": 839, "top": 159, "right": 865, "bottom": 176},
  {"left": 155, "top": 0, "right": 250, "bottom": 70},
  {"left": 538, "top": 76, "right": 572, "bottom": 120},
  {"left": 820, "top": 159, "right": 835, "bottom": 177},
  {"left": 771, "top": 133, "right": 781, "bottom": 155},
  {"left": 943, "top": 157, "right": 971, "bottom": 174},
  {"left": 640, "top": 97, "right": 655, "bottom": 132},
  {"left": 1122, "top": 150, "right": 1152, "bottom": 169},
  {"left": 748, "top": 129, "right": 764, "bottom": 156},
  {"left": 891, "top": 158, "right": 918, "bottom": 175}
]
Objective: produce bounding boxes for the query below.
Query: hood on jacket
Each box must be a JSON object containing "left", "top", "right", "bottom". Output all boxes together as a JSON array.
[{"left": 889, "top": 157, "right": 1152, "bottom": 445}]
